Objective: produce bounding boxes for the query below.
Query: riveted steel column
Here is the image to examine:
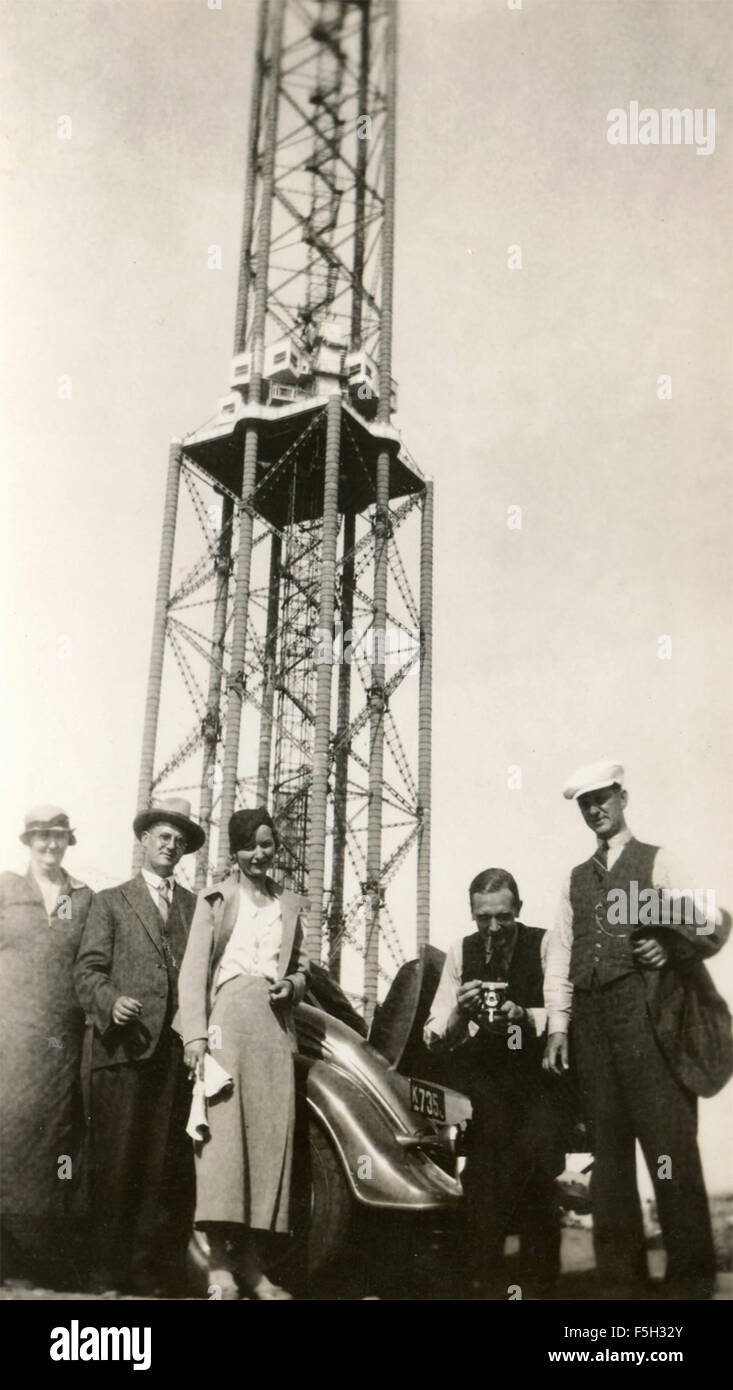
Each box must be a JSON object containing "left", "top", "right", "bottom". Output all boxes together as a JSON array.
[
  {"left": 255, "top": 531, "right": 282, "bottom": 804},
  {"left": 195, "top": 493, "right": 234, "bottom": 889},
  {"left": 234, "top": 0, "right": 268, "bottom": 355},
  {"left": 364, "top": 0, "right": 397, "bottom": 1018},
  {"left": 364, "top": 467, "right": 390, "bottom": 1013},
  {"left": 350, "top": 0, "right": 370, "bottom": 348},
  {"left": 376, "top": 1, "right": 398, "bottom": 422},
  {"left": 328, "top": 510, "right": 355, "bottom": 980},
  {"left": 132, "top": 440, "right": 182, "bottom": 872},
  {"left": 416, "top": 482, "right": 433, "bottom": 948},
  {"left": 218, "top": 0, "right": 285, "bottom": 873},
  {"left": 217, "top": 437, "right": 258, "bottom": 875},
  {"left": 306, "top": 395, "right": 343, "bottom": 962}
]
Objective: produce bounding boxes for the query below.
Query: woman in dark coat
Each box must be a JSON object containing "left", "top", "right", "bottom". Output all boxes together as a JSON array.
[
  {"left": 0, "top": 805, "right": 93, "bottom": 1286},
  {"left": 178, "top": 808, "right": 308, "bottom": 1300}
]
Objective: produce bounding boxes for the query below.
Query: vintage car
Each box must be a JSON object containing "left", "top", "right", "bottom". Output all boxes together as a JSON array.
[{"left": 188, "top": 946, "right": 472, "bottom": 1294}]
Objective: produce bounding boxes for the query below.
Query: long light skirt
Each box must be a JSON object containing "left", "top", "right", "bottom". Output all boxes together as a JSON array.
[{"left": 194, "top": 974, "right": 295, "bottom": 1233}]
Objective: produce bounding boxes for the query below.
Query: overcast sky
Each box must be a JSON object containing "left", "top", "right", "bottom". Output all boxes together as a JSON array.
[{"left": 2, "top": 0, "right": 731, "bottom": 1186}]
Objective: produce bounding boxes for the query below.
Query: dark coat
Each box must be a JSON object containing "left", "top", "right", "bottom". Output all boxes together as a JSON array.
[
  {"left": 0, "top": 867, "right": 92, "bottom": 1022},
  {"left": 74, "top": 873, "right": 196, "bottom": 1069},
  {"left": 176, "top": 872, "right": 309, "bottom": 1049},
  {"left": 0, "top": 868, "right": 93, "bottom": 1230},
  {"left": 639, "top": 914, "right": 732, "bottom": 1097}
]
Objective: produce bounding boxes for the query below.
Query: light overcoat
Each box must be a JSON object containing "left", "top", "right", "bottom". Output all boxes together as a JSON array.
[{"left": 176, "top": 873, "right": 309, "bottom": 1048}]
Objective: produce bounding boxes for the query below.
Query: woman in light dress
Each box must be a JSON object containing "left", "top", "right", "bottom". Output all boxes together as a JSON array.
[{"left": 179, "top": 808, "right": 308, "bottom": 1300}]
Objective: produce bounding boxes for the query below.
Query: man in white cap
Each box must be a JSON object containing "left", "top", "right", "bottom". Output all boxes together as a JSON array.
[
  {"left": 543, "top": 761, "right": 730, "bottom": 1299},
  {"left": 75, "top": 798, "right": 203, "bottom": 1295}
]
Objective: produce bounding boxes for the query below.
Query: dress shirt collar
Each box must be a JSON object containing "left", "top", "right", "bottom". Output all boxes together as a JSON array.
[
  {"left": 141, "top": 867, "right": 174, "bottom": 893},
  {"left": 597, "top": 826, "right": 633, "bottom": 853},
  {"left": 238, "top": 883, "right": 281, "bottom": 922}
]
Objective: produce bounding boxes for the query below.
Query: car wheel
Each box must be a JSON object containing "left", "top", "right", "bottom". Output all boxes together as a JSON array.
[
  {"left": 301, "top": 1116, "right": 352, "bottom": 1277},
  {"left": 185, "top": 1115, "right": 352, "bottom": 1295}
]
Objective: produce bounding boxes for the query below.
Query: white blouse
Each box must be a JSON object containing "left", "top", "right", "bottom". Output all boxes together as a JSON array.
[{"left": 216, "top": 887, "right": 283, "bottom": 989}]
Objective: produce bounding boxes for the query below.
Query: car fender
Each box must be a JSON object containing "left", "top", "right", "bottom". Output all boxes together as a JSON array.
[{"left": 300, "top": 1054, "right": 463, "bottom": 1210}]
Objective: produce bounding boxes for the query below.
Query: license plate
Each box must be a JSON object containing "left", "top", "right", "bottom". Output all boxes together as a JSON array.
[{"left": 409, "top": 1079, "right": 446, "bottom": 1123}]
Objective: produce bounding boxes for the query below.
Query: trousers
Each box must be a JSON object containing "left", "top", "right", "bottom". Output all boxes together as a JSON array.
[
  {"left": 573, "top": 971, "right": 715, "bottom": 1297},
  {"left": 448, "top": 1041, "right": 566, "bottom": 1295},
  {"left": 88, "top": 1029, "right": 193, "bottom": 1287}
]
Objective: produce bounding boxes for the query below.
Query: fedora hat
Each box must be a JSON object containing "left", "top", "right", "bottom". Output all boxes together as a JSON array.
[
  {"left": 21, "top": 805, "right": 77, "bottom": 846},
  {"left": 133, "top": 798, "right": 205, "bottom": 855}
]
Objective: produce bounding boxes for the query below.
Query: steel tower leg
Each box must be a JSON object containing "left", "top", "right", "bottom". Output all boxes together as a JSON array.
[
  {"left": 416, "top": 481, "right": 433, "bottom": 949},
  {"left": 329, "top": 0, "right": 368, "bottom": 982},
  {"left": 234, "top": 0, "right": 269, "bottom": 355},
  {"left": 364, "top": 0, "right": 398, "bottom": 1018},
  {"left": 218, "top": 0, "right": 285, "bottom": 873},
  {"left": 133, "top": 440, "right": 182, "bottom": 872},
  {"left": 255, "top": 531, "right": 282, "bottom": 805},
  {"left": 328, "top": 511, "right": 355, "bottom": 979},
  {"left": 350, "top": 0, "right": 370, "bottom": 348},
  {"left": 195, "top": 493, "right": 234, "bottom": 889},
  {"left": 306, "top": 394, "right": 343, "bottom": 963},
  {"left": 218, "top": 431, "right": 258, "bottom": 874},
  {"left": 364, "top": 468, "right": 389, "bottom": 1014}
]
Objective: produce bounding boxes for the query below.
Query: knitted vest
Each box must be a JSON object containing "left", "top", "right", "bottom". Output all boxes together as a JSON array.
[
  {"left": 569, "top": 838, "right": 658, "bottom": 988},
  {"left": 461, "top": 923, "right": 545, "bottom": 1005}
]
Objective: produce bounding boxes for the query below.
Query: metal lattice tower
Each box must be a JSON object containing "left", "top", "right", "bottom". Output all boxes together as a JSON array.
[{"left": 134, "top": 0, "right": 432, "bottom": 1017}]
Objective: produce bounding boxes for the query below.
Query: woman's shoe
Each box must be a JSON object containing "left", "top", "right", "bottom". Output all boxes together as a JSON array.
[
  {"left": 251, "top": 1276, "right": 293, "bottom": 1300},
  {"left": 208, "top": 1268, "right": 241, "bottom": 1300}
]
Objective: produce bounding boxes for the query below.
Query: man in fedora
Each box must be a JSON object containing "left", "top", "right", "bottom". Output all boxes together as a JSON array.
[
  {"left": 543, "top": 760, "right": 730, "bottom": 1300},
  {"left": 75, "top": 798, "right": 204, "bottom": 1294}
]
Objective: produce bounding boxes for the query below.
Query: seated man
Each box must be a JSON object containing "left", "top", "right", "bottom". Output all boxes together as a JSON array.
[{"left": 425, "top": 867, "right": 568, "bottom": 1299}]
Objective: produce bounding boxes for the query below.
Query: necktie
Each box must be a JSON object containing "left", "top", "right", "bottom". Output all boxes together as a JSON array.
[
  {"left": 157, "top": 879, "right": 171, "bottom": 923},
  {"left": 595, "top": 840, "right": 609, "bottom": 871},
  {"left": 157, "top": 880, "right": 179, "bottom": 972}
]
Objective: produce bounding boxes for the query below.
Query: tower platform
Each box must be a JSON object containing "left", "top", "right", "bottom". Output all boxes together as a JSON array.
[{"left": 182, "top": 396, "right": 424, "bottom": 528}]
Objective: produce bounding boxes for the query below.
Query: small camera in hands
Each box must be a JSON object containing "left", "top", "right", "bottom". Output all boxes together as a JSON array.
[{"left": 478, "top": 980, "right": 509, "bottom": 1031}]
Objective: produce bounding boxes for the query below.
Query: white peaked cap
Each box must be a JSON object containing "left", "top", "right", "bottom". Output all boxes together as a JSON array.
[{"left": 562, "top": 760, "right": 625, "bottom": 801}]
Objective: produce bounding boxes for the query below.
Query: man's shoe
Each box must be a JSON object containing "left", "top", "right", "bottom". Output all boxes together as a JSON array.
[
  {"left": 87, "top": 1269, "right": 123, "bottom": 1297},
  {"left": 464, "top": 1268, "right": 507, "bottom": 1300},
  {"left": 658, "top": 1276, "right": 714, "bottom": 1301},
  {"left": 597, "top": 1276, "right": 652, "bottom": 1302},
  {"left": 123, "top": 1273, "right": 164, "bottom": 1298}
]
